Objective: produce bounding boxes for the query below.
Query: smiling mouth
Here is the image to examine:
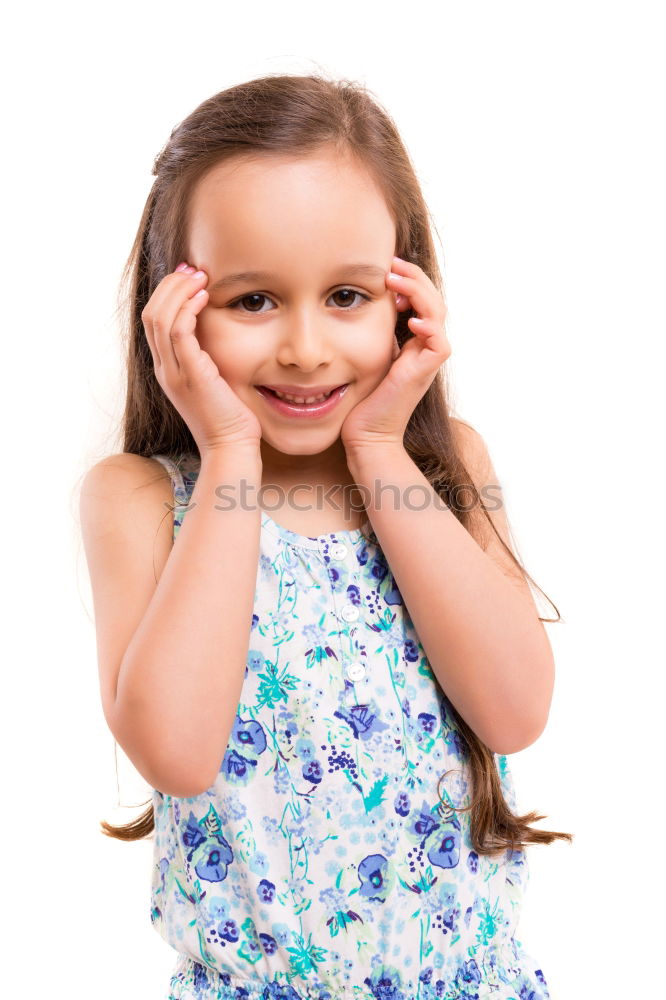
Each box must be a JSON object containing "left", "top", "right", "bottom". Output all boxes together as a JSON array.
[
  {"left": 255, "top": 383, "right": 351, "bottom": 416},
  {"left": 259, "top": 385, "right": 347, "bottom": 403}
]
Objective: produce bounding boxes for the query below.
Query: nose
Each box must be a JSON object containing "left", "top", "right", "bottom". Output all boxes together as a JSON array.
[{"left": 275, "top": 310, "right": 334, "bottom": 370}]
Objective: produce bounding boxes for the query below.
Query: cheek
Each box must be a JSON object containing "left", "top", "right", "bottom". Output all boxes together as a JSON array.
[
  {"left": 356, "top": 339, "right": 396, "bottom": 388},
  {"left": 194, "top": 309, "right": 219, "bottom": 351},
  {"left": 359, "top": 310, "right": 397, "bottom": 369},
  {"left": 195, "top": 311, "right": 236, "bottom": 363}
]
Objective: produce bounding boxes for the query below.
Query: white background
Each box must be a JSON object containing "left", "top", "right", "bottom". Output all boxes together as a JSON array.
[{"left": 3, "top": 1, "right": 663, "bottom": 997}]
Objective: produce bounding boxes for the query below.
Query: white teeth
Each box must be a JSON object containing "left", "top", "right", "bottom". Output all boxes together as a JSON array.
[{"left": 272, "top": 389, "right": 334, "bottom": 404}]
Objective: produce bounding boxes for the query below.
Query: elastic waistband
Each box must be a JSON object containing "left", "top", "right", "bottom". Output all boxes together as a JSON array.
[{"left": 166, "top": 937, "right": 550, "bottom": 1000}]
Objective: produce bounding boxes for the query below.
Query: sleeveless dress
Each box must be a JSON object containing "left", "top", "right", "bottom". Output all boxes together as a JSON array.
[{"left": 148, "top": 452, "right": 551, "bottom": 1000}]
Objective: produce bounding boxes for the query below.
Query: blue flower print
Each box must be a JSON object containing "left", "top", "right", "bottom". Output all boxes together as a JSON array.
[
  {"left": 247, "top": 649, "right": 266, "bottom": 673},
  {"left": 182, "top": 811, "right": 207, "bottom": 854},
  {"left": 334, "top": 701, "right": 390, "bottom": 741},
  {"left": 369, "top": 553, "right": 389, "bottom": 585},
  {"left": 447, "top": 727, "right": 468, "bottom": 760},
  {"left": 271, "top": 922, "right": 292, "bottom": 947},
  {"left": 404, "top": 638, "right": 420, "bottom": 662},
  {"left": 232, "top": 715, "right": 267, "bottom": 755},
  {"left": 220, "top": 920, "right": 239, "bottom": 943},
  {"left": 303, "top": 758, "right": 324, "bottom": 784},
  {"left": 263, "top": 983, "right": 302, "bottom": 1000},
  {"left": 416, "top": 712, "right": 437, "bottom": 739},
  {"left": 158, "top": 855, "right": 169, "bottom": 893},
  {"left": 202, "top": 894, "right": 231, "bottom": 925},
  {"left": 408, "top": 802, "right": 440, "bottom": 840},
  {"left": 418, "top": 966, "right": 433, "bottom": 987},
  {"left": 357, "top": 542, "right": 371, "bottom": 566},
  {"left": 192, "top": 834, "right": 234, "bottom": 882},
  {"left": 219, "top": 715, "right": 268, "bottom": 786},
  {"left": 249, "top": 851, "right": 270, "bottom": 876},
  {"left": 294, "top": 736, "right": 316, "bottom": 761},
  {"left": 259, "top": 932, "right": 279, "bottom": 956},
  {"left": 149, "top": 452, "right": 551, "bottom": 1000},
  {"left": 358, "top": 853, "right": 391, "bottom": 902},
  {"left": 383, "top": 573, "right": 403, "bottom": 606},
  {"left": 456, "top": 957, "right": 482, "bottom": 991},
  {"left": 303, "top": 619, "right": 339, "bottom": 664},
  {"left": 394, "top": 791, "right": 411, "bottom": 817},
  {"left": 363, "top": 965, "right": 406, "bottom": 1000},
  {"left": 257, "top": 877, "right": 276, "bottom": 903},
  {"left": 220, "top": 748, "right": 258, "bottom": 784},
  {"left": 417, "top": 711, "right": 438, "bottom": 736},
  {"left": 428, "top": 828, "right": 461, "bottom": 870},
  {"left": 193, "top": 962, "right": 212, "bottom": 994}
]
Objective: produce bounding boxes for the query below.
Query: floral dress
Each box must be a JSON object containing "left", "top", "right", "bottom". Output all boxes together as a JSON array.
[{"left": 148, "top": 452, "right": 551, "bottom": 1000}]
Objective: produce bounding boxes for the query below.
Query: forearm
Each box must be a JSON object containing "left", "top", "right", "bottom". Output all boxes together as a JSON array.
[
  {"left": 114, "top": 446, "right": 263, "bottom": 794},
  {"left": 346, "top": 446, "right": 554, "bottom": 754}
]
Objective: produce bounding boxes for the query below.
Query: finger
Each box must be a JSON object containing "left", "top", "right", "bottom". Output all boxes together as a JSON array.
[
  {"left": 387, "top": 272, "right": 446, "bottom": 325},
  {"left": 406, "top": 314, "right": 452, "bottom": 363},
  {"left": 141, "top": 270, "right": 188, "bottom": 369},
  {"left": 156, "top": 268, "right": 208, "bottom": 371},
  {"left": 391, "top": 256, "right": 438, "bottom": 292},
  {"left": 141, "top": 302, "right": 161, "bottom": 371},
  {"left": 162, "top": 286, "right": 210, "bottom": 375},
  {"left": 389, "top": 257, "right": 444, "bottom": 311},
  {"left": 144, "top": 267, "right": 208, "bottom": 371}
]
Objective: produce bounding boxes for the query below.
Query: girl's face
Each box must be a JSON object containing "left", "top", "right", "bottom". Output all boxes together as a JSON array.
[{"left": 186, "top": 148, "right": 398, "bottom": 479}]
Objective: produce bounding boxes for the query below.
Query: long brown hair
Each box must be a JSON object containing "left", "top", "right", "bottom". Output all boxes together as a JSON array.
[{"left": 99, "top": 71, "right": 573, "bottom": 855}]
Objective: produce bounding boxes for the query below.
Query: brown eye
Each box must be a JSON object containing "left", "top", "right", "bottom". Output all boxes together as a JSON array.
[
  {"left": 330, "top": 289, "right": 369, "bottom": 308},
  {"left": 228, "top": 294, "right": 272, "bottom": 313},
  {"left": 227, "top": 288, "right": 370, "bottom": 313}
]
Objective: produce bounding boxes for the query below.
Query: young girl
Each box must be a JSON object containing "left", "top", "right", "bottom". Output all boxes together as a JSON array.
[{"left": 81, "top": 74, "right": 572, "bottom": 1000}]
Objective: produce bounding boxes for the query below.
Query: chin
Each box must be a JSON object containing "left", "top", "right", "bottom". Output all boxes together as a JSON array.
[{"left": 260, "top": 428, "right": 342, "bottom": 454}]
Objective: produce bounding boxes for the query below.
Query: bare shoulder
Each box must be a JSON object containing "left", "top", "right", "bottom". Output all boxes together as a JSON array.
[
  {"left": 80, "top": 452, "right": 172, "bottom": 498},
  {"left": 449, "top": 418, "right": 491, "bottom": 479},
  {"left": 79, "top": 453, "right": 176, "bottom": 730},
  {"left": 449, "top": 418, "right": 538, "bottom": 607},
  {"left": 449, "top": 418, "right": 496, "bottom": 527},
  {"left": 80, "top": 452, "right": 173, "bottom": 525},
  {"left": 79, "top": 452, "right": 176, "bottom": 575}
]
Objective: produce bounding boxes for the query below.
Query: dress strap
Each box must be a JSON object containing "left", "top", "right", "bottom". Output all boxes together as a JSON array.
[
  {"left": 149, "top": 453, "right": 189, "bottom": 506},
  {"left": 149, "top": 453, "right": 196, "bottom": 542}
]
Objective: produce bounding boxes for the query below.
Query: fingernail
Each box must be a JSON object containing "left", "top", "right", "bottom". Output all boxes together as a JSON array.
[{"left": 175, "top": 262, "right": 188, "bottom": 272}]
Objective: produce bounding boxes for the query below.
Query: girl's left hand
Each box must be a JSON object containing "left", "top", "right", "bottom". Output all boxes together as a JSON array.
[{"left": 340, "top": 256, "right": 452, "bottom": 454}]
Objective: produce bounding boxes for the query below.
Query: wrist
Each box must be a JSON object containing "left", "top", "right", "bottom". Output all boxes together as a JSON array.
[
  {"left": 200, "top": 443, "right": 262, "bottom": 471},
  {"left": 345, "top": 442, "right": 408, "bottom": 477}
]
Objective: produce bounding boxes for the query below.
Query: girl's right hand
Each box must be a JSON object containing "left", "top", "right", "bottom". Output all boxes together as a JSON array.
[{"left": 141, "top": 263, "right": 263, "bottom": 455}]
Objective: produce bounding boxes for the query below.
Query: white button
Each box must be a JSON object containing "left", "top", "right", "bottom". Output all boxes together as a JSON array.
[
  {"left": 341, "top": 603, "right": 360, "bottom": 622},
  {"left": 346, "top": 661, "right": 366, "bottom": 681},
  {"left": 330, "top": 544, "right": 348, "bottom": 560}
]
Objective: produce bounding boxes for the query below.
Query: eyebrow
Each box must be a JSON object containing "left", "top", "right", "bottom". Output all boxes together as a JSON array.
[{"left": 208, "top": 263, "right": 387, "bottom": 294}]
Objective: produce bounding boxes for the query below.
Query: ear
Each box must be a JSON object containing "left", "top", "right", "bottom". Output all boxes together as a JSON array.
[{"left": 392, "top": 334, "right": 401, "bottom": 361}]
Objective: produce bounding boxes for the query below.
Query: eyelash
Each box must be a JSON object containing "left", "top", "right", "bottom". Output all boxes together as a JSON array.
[{"left": 227, "top": 288, "right": 372, "bottom": 314}]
